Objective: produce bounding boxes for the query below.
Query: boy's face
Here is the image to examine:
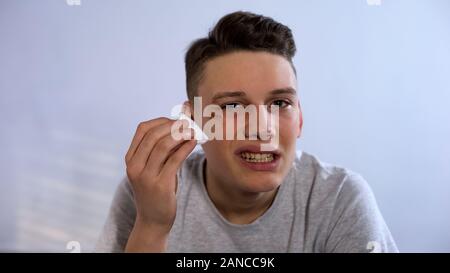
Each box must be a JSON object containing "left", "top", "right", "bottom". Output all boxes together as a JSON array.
[{"left": 196, "top": 51, "right": 302, "bottom": 193}]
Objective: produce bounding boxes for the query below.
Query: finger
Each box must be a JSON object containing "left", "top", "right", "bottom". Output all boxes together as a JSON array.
[
  {"left": 145, "top": 128, "right": 194, "bottom": 175},
  {"left": 160, "top": 139, "right": 197, "bottom": 189},
  {"left": 128, "top": 120, "right": 177, "bottom": 173},
  {"left": 125, "top": 118, "right": 169, "bottom": 163}
]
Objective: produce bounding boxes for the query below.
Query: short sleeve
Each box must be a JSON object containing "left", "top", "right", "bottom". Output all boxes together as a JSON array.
[
  {"left": 324, "top": 174, "right": 398, "bottom": 253},
  {"left": 95, "top": 177, "right": 136, "bottom": 252}
]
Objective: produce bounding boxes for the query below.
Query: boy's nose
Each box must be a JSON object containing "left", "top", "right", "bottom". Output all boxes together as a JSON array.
[{"left": 245, "top": 105, "right": 277, "bottom": 141}]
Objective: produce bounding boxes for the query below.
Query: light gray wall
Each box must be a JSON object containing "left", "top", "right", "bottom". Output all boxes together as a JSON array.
[{"left": 0, "top": 0, "right": 449, "bottom": 252}]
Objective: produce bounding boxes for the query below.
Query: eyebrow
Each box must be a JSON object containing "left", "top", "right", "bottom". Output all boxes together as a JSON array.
[
  {"left": 211, "top": 91, "right": 246, "bottom": 101},
  {"left": 211, "top": 87, "right": 297, "bottom": 102},
  {"left": 269, "top": 87, "right": 297, "bottom": 96}
]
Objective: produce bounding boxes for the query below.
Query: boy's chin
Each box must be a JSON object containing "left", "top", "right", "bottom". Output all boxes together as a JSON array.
[{"left": 238, "top": 178, "right": 282, "bottom": 193}]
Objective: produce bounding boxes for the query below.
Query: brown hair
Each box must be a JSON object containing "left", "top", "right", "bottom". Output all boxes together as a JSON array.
[{"left": 184, "top": 11, "right": 297, "bottom": 101}]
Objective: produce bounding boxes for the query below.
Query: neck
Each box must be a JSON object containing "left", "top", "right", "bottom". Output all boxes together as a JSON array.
[{"left": 204, "top": 160, "right": 279, "bottom": 225}]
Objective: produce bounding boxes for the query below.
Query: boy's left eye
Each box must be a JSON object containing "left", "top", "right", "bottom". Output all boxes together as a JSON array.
[{"left": 271, "top": 100, "right": 290, "bottom": 108}]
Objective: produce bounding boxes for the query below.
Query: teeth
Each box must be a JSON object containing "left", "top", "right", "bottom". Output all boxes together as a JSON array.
[{"left": 240, "top": 152, "right": 274, "bottom": 163}]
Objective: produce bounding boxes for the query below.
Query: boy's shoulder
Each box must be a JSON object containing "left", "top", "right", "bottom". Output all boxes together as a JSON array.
[{"left": 292, "top": 151, "right": 375, "bottom": 212}]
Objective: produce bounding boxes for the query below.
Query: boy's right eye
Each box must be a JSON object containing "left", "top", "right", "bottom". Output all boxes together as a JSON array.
[{"left": 221, "top": 102, "right": 243, "bottom": 109}]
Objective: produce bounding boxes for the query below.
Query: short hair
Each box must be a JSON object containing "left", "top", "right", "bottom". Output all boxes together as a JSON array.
[{"left": 185, "top": 11, "right": 297, "bottom": 101}]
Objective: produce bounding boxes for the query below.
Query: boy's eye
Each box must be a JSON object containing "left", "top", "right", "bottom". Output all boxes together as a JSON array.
[
  {"left": 221, "top": 102, "right": 243, "bottom": 109},
  {"left": 271, "top": 100, "right": 290, "bottom": 108}
]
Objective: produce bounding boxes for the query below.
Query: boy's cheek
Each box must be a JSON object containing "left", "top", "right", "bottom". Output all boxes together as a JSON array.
[{"left": 279, "top": 117, "right": 299, "bottom": 138}]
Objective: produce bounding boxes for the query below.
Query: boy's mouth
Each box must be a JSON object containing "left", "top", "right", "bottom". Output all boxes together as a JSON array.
[
  {"left": 234, "top": 145, "right": 281, "bottom": 171},
  {"left": 240, "top": 152, "right": 275, "bottom": 163}
]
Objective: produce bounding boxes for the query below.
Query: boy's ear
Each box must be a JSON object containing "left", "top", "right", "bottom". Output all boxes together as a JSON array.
[{"left": 182, "top": 100, "right": 193, "bottom": 119}]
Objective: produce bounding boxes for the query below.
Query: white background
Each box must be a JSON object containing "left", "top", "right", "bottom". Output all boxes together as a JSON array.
[{"left": 0, "top": 0, "right": 449, "bottom": 252}]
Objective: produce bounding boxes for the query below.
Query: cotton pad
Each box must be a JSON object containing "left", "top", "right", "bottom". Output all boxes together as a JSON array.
[
  {"left": 178, "top": 113, "right": 209, "bottom": 144},
  {"left": 171, "top": 109, "right": 209, "bottom": 144}
]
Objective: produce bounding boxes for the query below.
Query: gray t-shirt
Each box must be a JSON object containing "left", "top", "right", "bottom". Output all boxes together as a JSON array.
[{"left": 95, "top": 150, "right": 398, "bottom": 253}]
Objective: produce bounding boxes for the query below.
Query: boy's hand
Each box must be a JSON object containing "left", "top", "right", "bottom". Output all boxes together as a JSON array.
[{"left": 124, "top": 117, "right": 196, "bottom": 251}]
